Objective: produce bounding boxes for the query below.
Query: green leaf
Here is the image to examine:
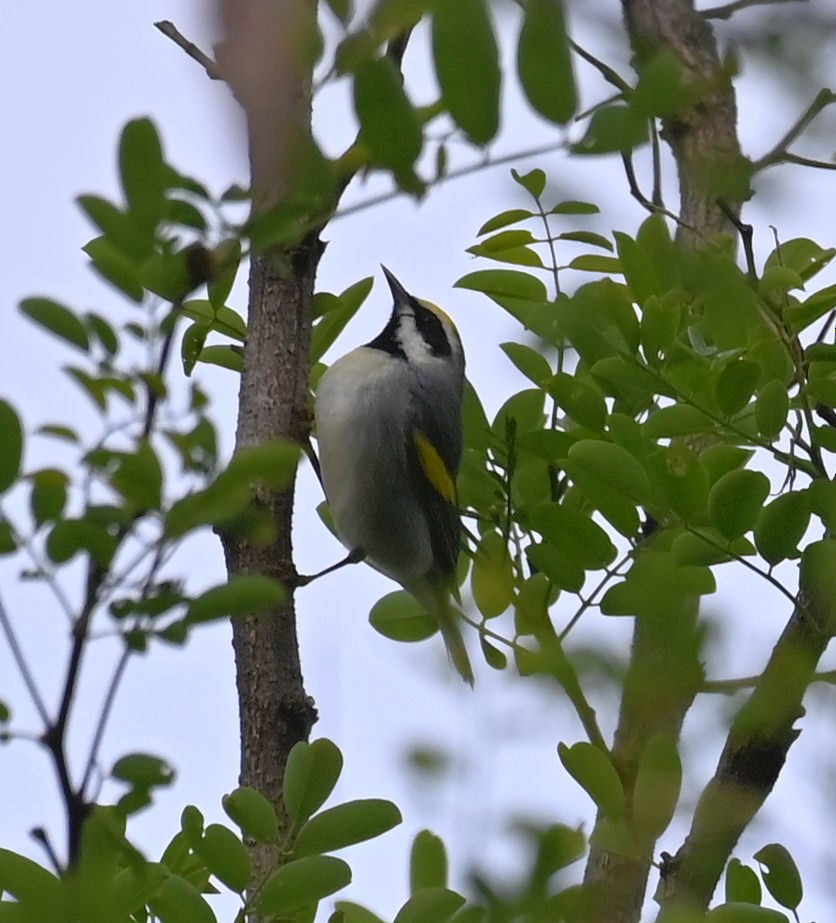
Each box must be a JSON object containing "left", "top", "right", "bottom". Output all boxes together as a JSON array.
[
  {"left": 764, "top": 237, "right": 835, "bottom": 282},
  {"left": 708, "top": 469, "right": 770, "bottom": 540},
  {"left": 559, "top": 230, "right": 614, "bottom": 251},
  {"left": 649, "top": 444, "right": 709, "bottom": 521},
  {"left": 558, "top": 741, "right": 624, "bottom": 821},
  {"left": 700, "top": 444, "right": 754, "bottom": 485},
  {"left": 36, "top": 424, "right": 79, "bottom": 443},
  {"left": 410, "top": 830, "right": 448, "bottom": 893},
  {"left": 573, "top": 105, "right": 648, "bottom": 155},
  {"left": 753, "top": 843, "right": 802, "bottom": 910},
  {"left": 641, "top": 293, "right": 682, "bottom": 365},
  {"left": 110, "top": 863, "right": 170, "bottom": 918},
  {"left": 119, "top": 118, "right": 167, "bottom": 234},
  {"left": 294, "top": 799, "right": 402, "bottom": 857},
  {"left": 643, "top": 404, "right": 714, "bottom": 439},
  {"left": 671, "top": 530, "right": 755, "bottom": 567},
  {"left": 0, "top": 522, "right": 16, "bottom": 556},
  {"left": 85, "top": 311, "right": 120, "bottom": 355},
  {"left": 335, "top": 902, "right": 387, "bottom": 923},
  {"left": 0, "top": 849, "right": 64, "bottom": 920},
  {"left": 369, "top": 590, "right": 438, "bottom": 641},
  {"left": 705, "top": 904, "right": 788, "bottom": 922},
  {"left": 632, "top": 732, "right": 681, "bottom": 840},
  {"left": 196, "top": 824, "right": 251, "bottom": 893},
  {"left": 548, "top": 372, "right": 607, "bottom": 431},
  {"left": 568, "top": 254, "right": 622, "bottom": 274},
  {"left": 567, "top": 440, "right": 650, "bottom": 504},
  {"left": 455, "top": 268, "right": 546, "bottom": 301},
  {"left": 754, "top": 491, "right": 810, "bottom": 565},
  {"left": 83, "top": 236, "right": 145, "bottom": 302},
  {"left": 258, "top": 856, "right": 351, "bottom": 915},
  {"left": 432, "top": 0, "right": 500, "bottom": 144},
  {"left": 186, "top": 575, "right": 285, "bottom": 624},
  {"left": 477, "top": 209, "right": 535, "bottom": 235},
  {"left": 223, "top": 787, "right": 279, "bottom": 844},
  {"left": 393, "top": 887, "right": 466, "bottom": 923},
  {"left": 353, "top": 56, "right": 421, "bottom": 173},
  {"left": 149, "top": 873, "right": 217, "bottom": 923},
  {"left": 550, "top": 200, "right": 600, "bottom": 215},
  {"left": 631, "top": 50, "right": 693, "bottom": 118},
  {"left": 46, "top": 518, "right": 118, "bottom": 567},
  {"left": 471, "top": 530, "right": 514, "bottom": 617},
  {"left": 111, "top": 441, "right": 163, "bottom": 511},
  {"left": 526, "top": 541, "right": 584, "bottom": 592},
  {"left": 716, "top": 359, "right": 760, "bottom": 416},
  {"left": 517, "top": 0, "right": 576, "bottom": 124},
  {"left": 112, "top": 753, "right": 175, "bottom": 788},
  {"left": 227, "top": 440, "right": 301, "bottom": 489},
  {"left": 181, "top": 300, "right": 247, "bottom": 342},
  {"left": 20, "top": 298, "right": 90, "bottom": 352},
  {"left": 0, "top": 401, "right": 23, "bottom": 494},
  {"left": 512, "top": 168, "right": 546, "bottom": 199},
  {"left": 754, "top": 380, "right": 789, "bottom": 439},
  {"left": 29, "top": 469, "right": 69, "bottom": 527},
  {"left": 526, "top": 502, "right": 616, "bottom": 571},
  {"left": 800, "top": 539, "right": 836, "bottom": 633},
  {"left": 77, "top": 194, "right": 153, "bottom": 261},
  {"left": 725, "top": 859, "right": 762, "bottom": 905},
  {"left": 311, "top": 277, "right": 374, "bottom": 363},
  {"left": 283, "top": 738, "right": 344, "bottom": 825},
  {"left": 501, "top": 342, "right": 551, "bottom": 387}
]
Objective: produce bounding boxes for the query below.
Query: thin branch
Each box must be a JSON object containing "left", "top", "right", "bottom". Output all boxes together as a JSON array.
[
  {"left": 559, "top": 552, "right": 633, "bottom": 640},
  {"left": 569, "top": 39, "right": 632, "bottom": 93},
  {"left": 621, "top": 153, "right": 703, "bottom": 240},
  {"left": 717, "top": 199, "right": 757, "bottom": 280},
  {"left": 334, "top": 141, "right": 568, "bottom": 222},
  {"left": 702, "top": 0, "right": 806, "bottom": 20},
  {"left": 782, "top": 152, "right": 836, "bottom": 171},
  {"left": 0, "top": 593, "right": 49, "bottom": 726},
  {"left": 154, "top": 20, "right": 223, "bottom": 80},
  {"left": 753, "top": 89, "right": 836, "bottom": 172}
]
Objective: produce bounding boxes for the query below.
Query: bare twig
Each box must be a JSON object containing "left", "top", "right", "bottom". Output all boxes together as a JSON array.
[
  {"left": 0, "top": 593, "right": 49, "bottom": 726},
  {"left": 621, "top": 153, "right": 703, "bottom": 239},
  {"left": 335, "top": 141, "right": 567, "bottom": 222},
  {"left": 754, "top": 89, "right": 836, "bottom": 172},
  {"left": 154, "top": 20, "right": 223, "bottom": 81},
  {"left": 782, "top": 152, "right": 836, "bottom": 171},
  {"left": 702, "top": 0, "right": 806, "bottom": 19},
  {"left": 717, "top": 198, "right": 757, "bottom": 279},
  {"left": 569, "top": 39, "right": 632, "bottom": 93}
]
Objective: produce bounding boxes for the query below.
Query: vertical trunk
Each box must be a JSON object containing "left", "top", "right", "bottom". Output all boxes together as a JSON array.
[
  {"left": 215, "top": 0, "right": 322, "bottom": 879},
  {"left": 580, "top": 2, "right": 744, "bottom": 920}
]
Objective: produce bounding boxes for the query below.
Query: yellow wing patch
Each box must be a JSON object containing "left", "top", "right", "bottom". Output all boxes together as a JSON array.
[{"left": 413, "top": 430, "right": 457, "bottom": 504}]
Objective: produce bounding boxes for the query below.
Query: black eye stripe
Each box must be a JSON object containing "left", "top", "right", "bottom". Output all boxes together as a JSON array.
[{"left": 414, "top": 304, "right": 451, "bottom": 356}]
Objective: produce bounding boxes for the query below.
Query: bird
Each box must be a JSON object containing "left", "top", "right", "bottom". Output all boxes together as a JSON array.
[{"left": 314, "top": 266, "right": 474, "bottom": 685}]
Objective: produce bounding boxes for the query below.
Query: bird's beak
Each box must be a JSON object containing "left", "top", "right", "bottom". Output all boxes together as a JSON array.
[{"left": 381, "top": 265, "right": 412, "bottom": 308}]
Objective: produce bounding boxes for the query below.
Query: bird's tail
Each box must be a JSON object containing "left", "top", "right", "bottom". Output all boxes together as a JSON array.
[{"left": 417, "top": 582, "right": 474, "bottom": 687}]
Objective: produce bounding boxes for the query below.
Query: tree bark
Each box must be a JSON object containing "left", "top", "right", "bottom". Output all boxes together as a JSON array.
[
  {"left": 215, "top": 0, "right": 322, "bottom": 881},
  {"left": 580, "top": 2, "right": 745, "bottom": 920}
]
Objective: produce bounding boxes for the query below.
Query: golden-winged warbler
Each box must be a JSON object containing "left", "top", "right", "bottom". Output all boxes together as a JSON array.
[{"left": 315, "top": 266, "right": 473, "bottom": 685}]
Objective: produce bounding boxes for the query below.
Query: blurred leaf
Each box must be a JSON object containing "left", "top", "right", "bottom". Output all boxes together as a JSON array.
[
  {"left": 46, "top": 518, "right": 118, "bottom": 567},
  {"left": 754, "top": 491, "right": 810, "bottom": 565},
  {"left": 631, "top": 50, "right": 693, "bottom": 118},
  {"left": 801, "top": 539, "right": 836, "bottom": 633},
  {"left": 573, "top": 105, "right": 647, "bottom": 155},
  {"left": 548, "top": 372, "right": 607, "bottom": 431},
  {"left": 644, "top": 404, "right": 714, "bottom": 439},
  {"left": 294, "top": 799, "right": 402, "bottom": 857},
  {"left": 432, "top": 0, "right": 500, "bottom": 144},
  {"left": 311, "top": 277, "right": 374, "bottom": 363},
  {"left": 120, "top": 118, "right": 166, "bottom": 234},
  {"left": 111, "top": 441, "right": 163, "bottom": 511},
  {"left": 754, "top": 380, "right": 789, "bottom": 439},
  {"left": 186, "top": 575, "right": 285, "bottom": 624},
  {"left": 223, "top": 787, "right": 279, "bottom": 844},
  {"left": 0, "top": 849, "right": 63, "bottom": 919},
  {"left": 648, "top": 444, "right": 709, "bottom": 521},
  {"left": 517, "top": 0, "right": 576, "bottom": 124},
  {"left": 526, "top": 541, "right": 584, "bottom": 592},
  {"left": 112, "top": 753, "right": 174, "bottom": 788},
  {"left": 149, "top": 873, "right": 217, "bottom": 923},
  {"left": 632, "top": 732, "right": 681, "bottom": 841},
  {"left": 707, "top": 469, "right": 770, "bottom": 540},
  {"left": 336, "top": 902, "right": 387, "bottom": 923},
  {"left": 567, "top": 440, "right": 650, "bottom": 504},
  {"left": 471, "top": 530, "right": 514, "bottom": 617},
  {"left": 284, "top": 738, "right": 344, "bottom": 825},
  {"left": 354, "top": 56, "right": 421, "bottom": 173},
  {"left": 20, "top": 298, "right": 90, "bottom": 352},
  {"left": 527, "top": 502, "right": 616, "bottom": 571},
  {"left": 0, "top": 401, "right": 23, "bottom": 494},
  {"left": 765, "top": 237, "right": 835, "bottom": 283},
  {"left": 410, "top": 830, "right": 447, "bottom": 893},
  {"left": 77, "top": 194, "right": 154, "bottom": 261},
  {"left": 83, "top": 236, "right": 144, "bottom": 302},
  {"left": 704, "top": 904, "right": 788, "bottom": 922},
  {"left": 29, "top": 469, "right": 69, "bottom": 527},
  {"left": 716, "top": 359, "right": 760, "bottom": 416},
  {"left": 393, "top": 887, "right": 465, "bottom": 923},
  {"left": 558, "top": 741, "right": 624, "bottom": 821},
  {"left": 369, "top": 590, "right": 438, "bottom": 641},
  {"left": 198, "top": 345, "right": 244, "bottom": 373},
  {"left": 511, "top": 168, "right": 546, "bottom": 199},
  {"left": 196, "top": 824, "right": 250, "bottom": 894},
  {"left": 725, "top": 859, "right": 762, "bottom": 905},
  {"left": 258, "top": 856, "right": 351, "bottom": 915},
  {"left": 753, "top": 843, "right": 802, "bottom": 910}
]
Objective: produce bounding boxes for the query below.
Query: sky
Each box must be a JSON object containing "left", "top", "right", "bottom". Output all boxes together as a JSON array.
[{"left": 2, "top": 1, "right": 836, "bottom": 920}]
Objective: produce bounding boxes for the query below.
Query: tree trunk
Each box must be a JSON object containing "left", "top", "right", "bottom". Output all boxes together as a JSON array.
[
  {"left": 215, "top": 0, "right": 322, "bottom": 881},
  {"left": 580, "top": 2, "right": 744, "bottom": 920}
]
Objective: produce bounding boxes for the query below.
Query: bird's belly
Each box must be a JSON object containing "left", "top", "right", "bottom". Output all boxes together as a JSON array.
[{"left": 315, "top": 356, "right": 433, "bottom": 584}]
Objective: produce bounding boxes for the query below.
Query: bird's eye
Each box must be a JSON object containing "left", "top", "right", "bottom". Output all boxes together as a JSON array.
[{"left": 414, "top": 304, "right": 451, "bottom": 356}]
